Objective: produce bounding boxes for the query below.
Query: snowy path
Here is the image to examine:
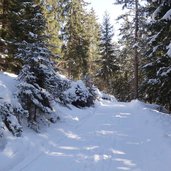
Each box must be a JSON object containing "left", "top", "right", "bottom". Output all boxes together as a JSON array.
[{"left": 1, "top": 100, "right": 171, "bottom": 171}]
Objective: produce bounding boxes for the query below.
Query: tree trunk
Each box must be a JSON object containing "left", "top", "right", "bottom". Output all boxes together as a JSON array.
[{"left": 134, "top": 0, "right": 139, "bottom": 99}]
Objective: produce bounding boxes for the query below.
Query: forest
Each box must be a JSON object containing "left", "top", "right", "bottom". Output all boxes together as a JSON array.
[{"left": 0, "top": 0, "right": 171, "bottom": 135}]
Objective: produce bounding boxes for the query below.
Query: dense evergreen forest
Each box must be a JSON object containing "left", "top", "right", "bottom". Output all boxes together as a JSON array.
[{"left": 0, "top": 0, "right": 171, "bottom": 135}]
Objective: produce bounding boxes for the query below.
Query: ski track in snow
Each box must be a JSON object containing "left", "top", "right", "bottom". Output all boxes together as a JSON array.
[{"left": 1, "top": 100, "right": 171, "bottom": 171}]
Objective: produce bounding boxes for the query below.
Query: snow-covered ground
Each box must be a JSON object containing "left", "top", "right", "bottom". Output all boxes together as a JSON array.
[{"left": 1, "top": 72, "right": 171, "bottom": 171}]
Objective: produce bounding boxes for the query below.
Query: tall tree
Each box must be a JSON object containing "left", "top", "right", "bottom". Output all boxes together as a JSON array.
[
  {"left": 114, "top": 1, "right": 147, "bottom": 100},
  {"left": 134, "top": 0, "right": 139, "bottom": 98},
  {"left": 42, "top": 0, "right": 70, "bottom": 57},
  {"left": 0, "top": 0, "right": 21, "bottom": 72},
  {"left": 97, "top": 12, "right": 119, "bottom": 92},
  {"left": 86, "top": 8, "right": 101, "bottom": 76},
  {"left": 115, "top": 0, "right": 140, "bottom": 99},
  {"left": 15, "top": 0, "right": 59, "bottom": 131},
  {"left": 42, "top": 0, "right": 61, "bottom": 55},
  {"left": 114, "top": 14, "right": 134, "bottom": 100},
  {"left": 141, "top": 0, "right": 171, "bottom": 111},
  {"left": 63, "top": 0, "right": 90, "bottom": 79}
]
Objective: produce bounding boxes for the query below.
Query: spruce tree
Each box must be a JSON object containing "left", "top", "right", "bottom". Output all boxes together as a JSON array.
[
  {"left": 115, "top": 0, "right": 140, "bottom": 98},
  {"left": 63, "top": 0, "right": 90, "bottom": 79},
  {"left": 141, "top": 0, "right": 171, "bottom": 111},
  {"left": 86, "top": 8, "right": 101, "bottom": 76},
  {"left": 0, "top": 0, "right": 22, "bottom": 72},
  {"left": 16, "top": 1, "right": 59, "bottom": 131},
  {"left": 97, "top": 12, "right": 119, "bottom": 92},
  {"left": 42, "top": 0, "right": 65, "bottom": 56},
  {"left": 114, "top": 2, "right": 147, "bottom": 100}
]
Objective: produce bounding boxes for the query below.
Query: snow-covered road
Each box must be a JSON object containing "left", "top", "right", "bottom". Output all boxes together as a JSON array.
[{"left": 1, "top": 100, "right": 171, "bottom": 171}]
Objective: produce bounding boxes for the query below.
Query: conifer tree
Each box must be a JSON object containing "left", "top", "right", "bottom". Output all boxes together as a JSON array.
[
  {"left": 115, "top": 0, "right": 140, "bottom": 98},
  {"left": 15, "top": 1, "right": 59, "bottom": 131},
  {"left": 63, "top": 0, "right": 90, "bottom": 79},
  {"left": 114, "top": 0, "right": 150, "bottom": 100},
  {"left": 86, "top": 8, "right": 101, "bottom": 76},
  {"left": 42, "top": 0, "right": 66, "bottom": 57},
  {"left": 141, "top": 0, "right": 171, "bottom": 111},
  {"left": 97, "top": 12, "right": 119, "bottom": 92},
  {"left": 0, "top": 0, "right": 22, "bottom": 72}
]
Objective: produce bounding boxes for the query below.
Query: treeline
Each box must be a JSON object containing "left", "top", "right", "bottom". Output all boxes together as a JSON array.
[
  {"left": 0, "top": 0, "right": 118, "bottom": 89},
  {"left": 114, "top": 0, "right": 171, "bottom": 111},
  {"left": 0, "top": 0, "right": 116, "bottom": 136},
  {"left": 0, "top": 0, "right": 171, "bottom": 112}
]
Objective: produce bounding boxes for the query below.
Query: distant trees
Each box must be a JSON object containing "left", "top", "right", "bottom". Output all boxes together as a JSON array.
[
  {"left": 86, "top": 8, "right": 101, "bottom": 76},
  {"left": 114, "top": 0, "right": 142, "bottom": 99},
  {"left": 113, "top": 13, "right": 134, "bottom": 100},
  {"left": 114, "top": 0, "right": 171, "bottom": 110},
  {"left": 113, "top": 0, "right": 148, "bottom": 101},
  {"left": 63, "top": 0, "right": 89, "bottom": 79},
  {"left": 1, "top": 0, "right": 171, "bottom": 113},
  {"left": 97, "top": 12, "right": 119, "bottom": 92},
  {"left": 63, "top": 0, "right": 101, "bottom": 79},
  {"left": 0, "top": 0, "right": 22, "bottom": 72}
]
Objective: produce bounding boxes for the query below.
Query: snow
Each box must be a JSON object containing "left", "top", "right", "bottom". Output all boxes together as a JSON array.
[
  {"left": 1, "top": 73, "right": 171, "bottom": 171},
  {"left": 95, "top": 88, "right": 117, "bottom": 101},
  {"left": 149, "top": 32, "right": 160, "bottom": 44},
  {"left": 167, "top": 42, "right": 171, "bottom": 57},
  {"left": 152, "top": 6, "right": 161, "bottom": 21},
  {"left": 162, "top": 9, "right": 171, "bottom": 21},
  {"left": 63, "top": 80, "right": 90, "bottom": 103},
  {"left": 147, "top": 78, "right": 159, "bottom": 85},
  {"left": 28, "top": 32, "right": 37, "bottom": 38},
  {"left": 0, "top": 72, "right": 18, "bottom": 104}
]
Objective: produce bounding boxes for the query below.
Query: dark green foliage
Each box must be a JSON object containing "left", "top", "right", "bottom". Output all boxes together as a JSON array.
[
  {"left": 141, "top": 0, "right": 171, "bottom": 111},
  {"left": 113, "top": 0, "right": 147, "bottom": 101},
  {"left": 15, "top": 1, "right": 60, "bottom": 131},
  {"left": 0, "top": 0, "right": 22, "bottom": 73},
  {"left": 97, "top": 12, "right": 119, "bottom": 92},
  {"left": 63, "top": 0, "right": 99, "bottom": 79},
  {"left": 86, "top": 9, "right": 101, "bottom": 75}
]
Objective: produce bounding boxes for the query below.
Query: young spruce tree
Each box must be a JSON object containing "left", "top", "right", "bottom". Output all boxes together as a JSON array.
[{"left": 16, "top": 1, "right": 59, "bottom": 131}]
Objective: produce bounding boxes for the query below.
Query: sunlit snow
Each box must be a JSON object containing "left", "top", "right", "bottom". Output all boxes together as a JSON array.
[{"left": 1, "top": 73, "right": 171, "bottom": 171}]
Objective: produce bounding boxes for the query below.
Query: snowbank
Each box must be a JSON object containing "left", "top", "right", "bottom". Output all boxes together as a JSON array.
[
  {"left": 1, "top": 72, "right": 171, "bottom": 171},
  {"left": 0, "top": 72, "right": 17, "bottom": 104}
]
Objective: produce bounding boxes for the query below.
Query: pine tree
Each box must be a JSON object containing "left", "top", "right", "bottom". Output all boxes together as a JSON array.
[
  {"left": 141, "top": 0, "right": 171, "bottom": 111},
  {"left": 86, "top": 8, "right": 101, "bottom": 76},
  {"left": 42, "top": 0, "right": 64, "bottom": 56},
  {"left": 115, "top": 0, "right": 140, "bottom": 98},
  {"left": 63, "top": 0, "right": 90, "bottom": 79},
  {"left": 97, "top": 12, "right": 119, "bottom": 92},
  {"left": 115, "top": 13, "right": 135, "bottom": 100},
  {"left": 16, "top": 1, "right": 59, "bottom": 131},
  {"left": 114, "top": 1, "right": 147, "bottom": 100},
  {"left": 0, "top": 0, "right": 22, "bottom": 72}
]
